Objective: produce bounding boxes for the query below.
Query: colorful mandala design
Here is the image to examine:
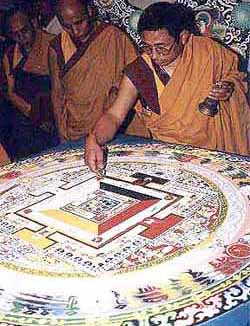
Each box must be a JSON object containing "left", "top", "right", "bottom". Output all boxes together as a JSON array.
[{"left": 0, "top": 142, "right": 249, "bottom": 325}]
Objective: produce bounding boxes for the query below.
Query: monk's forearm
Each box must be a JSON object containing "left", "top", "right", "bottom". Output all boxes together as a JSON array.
[
  {"left": 91, "top": 74, "right": 137, "bottom": 145},
  {"left": 8, "top": 92, "right": 31, "bottom": 117},
  {"left": 92, "top": 112, "right": 121, "bottom": 146},
  {"left": 48, "top": 46, "right": 67, "bottom": 141},
  {"left": 51, "top": 91, "right": 65, "bottom": 138},
  {"left": 50, "top": 68, "right": 67, "bottom": 141},
  {"left": 3, "top": 56, "right": 30, "bottom": 117}
]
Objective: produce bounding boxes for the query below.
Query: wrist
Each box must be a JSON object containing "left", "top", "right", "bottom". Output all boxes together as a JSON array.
[
  {"left": 88, "top": 130, "right": 106, "bottom": 147},
  {"left": 87, "top": 132, "right": 98, "bottom": 144}
]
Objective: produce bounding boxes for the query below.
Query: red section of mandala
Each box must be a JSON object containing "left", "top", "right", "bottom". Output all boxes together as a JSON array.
[
  {"left": 140, "top": 214, "right": 183, "bottom": 239},
  {"left": 99, "top": 199, "right": 159, "bottom": 235}
]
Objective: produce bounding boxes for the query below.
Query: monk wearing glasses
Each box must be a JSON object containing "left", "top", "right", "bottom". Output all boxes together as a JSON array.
[{"left": 86, "top": 2, "right": 250, "bottom": 172}]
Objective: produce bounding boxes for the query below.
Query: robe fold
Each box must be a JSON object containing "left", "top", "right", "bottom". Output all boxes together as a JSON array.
[
  {"left": 125, "top": 35, "right": 250, "bottom": 156},
  {"left": 5, "top": 30, "right": 56, "bottom": 133},
  {"left": 0, "top": 144, "right": 9, "bottom": 166},
  {"left": 2, "top": 30, "right": 59, "bottom": 160},
  {"left": 50, "top": 23, "right": 137, "bottom": 140}
]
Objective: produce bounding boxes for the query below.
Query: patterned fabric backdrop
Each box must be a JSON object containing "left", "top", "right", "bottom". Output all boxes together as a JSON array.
[{"left": 93, "top": 0, "right": 250, "bottom": 62}]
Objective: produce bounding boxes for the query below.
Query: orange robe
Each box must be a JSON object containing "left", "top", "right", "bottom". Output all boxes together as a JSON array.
[
  {"left": 49, "top": 23, "right": 137, "bottom": 141},
  {"left": 0, "top": 144, "right": 9, "bottom": 166},
  {"left": 1, "top": 30, "right": 59, "bottom": 160},
  {"left": 4, "top": 30, "right": 56, "bottom": 131},
  {"left": 126, "top": 35, "right": 250, "bottom": 156}
]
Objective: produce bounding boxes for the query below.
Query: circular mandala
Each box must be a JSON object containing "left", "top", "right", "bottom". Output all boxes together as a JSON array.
[{"left": 0, "top": 143, "right": 249, "bottom": 325}]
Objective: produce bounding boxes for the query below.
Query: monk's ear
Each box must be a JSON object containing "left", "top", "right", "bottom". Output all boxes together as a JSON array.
[
  {"left": 87, "top": 5, "right": 98, "bottom": 20},
  {"left": 87, "top": 5, "right": 93, "bottom": 16},
  {"left": 87, "top": 5, "right": 97, "bottom": 17},
  {"left": 180, "top": 30, "right": 190, "bottom": 45}
]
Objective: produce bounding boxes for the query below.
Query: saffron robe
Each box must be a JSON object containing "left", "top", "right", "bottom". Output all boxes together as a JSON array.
[
  {"left": 2, "top": 30, "right": 59, "bottom": 160},
  {"left": 4, "top": 30, "right": 56, "bottom": 133},
  {"left": 125, "top": 35, "right": 250, "bottom": 156},
  {"left": 49, "top": 23, "right": 137, "bottom": 141},
  {"left": 0, "top": 144, "right": 9, "bottom": 166}
]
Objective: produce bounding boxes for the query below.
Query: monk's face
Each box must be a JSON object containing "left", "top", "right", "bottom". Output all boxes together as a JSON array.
[
  {"left": 9, "top": 12, "right": 35, "bottom": 52},
  {"left": 58, "top": 0, "right": 92, "bottom": 44},
  {"left": 141, "top": 28, "right": 185, "bottom": 68}
]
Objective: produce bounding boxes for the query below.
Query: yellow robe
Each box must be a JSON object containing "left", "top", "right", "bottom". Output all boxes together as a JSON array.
[
  {"left": 50, "top": 24, "right": 137, "bottom": 140},
  {"left": 127, "top": 35, "right": 250, "bottom": 156},
  {"left": 4, "top": 30, "right": 55, "bottom": 131},
  {"left": 0, "top": 144, "right": 10, "bottom": 166}
]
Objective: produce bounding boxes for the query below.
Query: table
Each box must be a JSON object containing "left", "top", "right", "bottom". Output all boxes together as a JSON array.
[{"left": 0, "top": 136, "right": 249, "bottom": 325}]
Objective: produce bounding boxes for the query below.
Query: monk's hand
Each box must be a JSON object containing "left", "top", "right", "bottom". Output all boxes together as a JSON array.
[
  {"left": 23, "top": 104, "right": 32, "bottom": 118},
  {"left": 209, "top": 81, "right": 234, "bottom": 101},
  {"left": 85, "top": 133, "right": 104, "bottom": 173}
]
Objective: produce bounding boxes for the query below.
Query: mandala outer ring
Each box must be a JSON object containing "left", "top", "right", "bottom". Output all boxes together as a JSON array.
[{"left": 0, "top": 145, "right": 249, "bottom": 325}]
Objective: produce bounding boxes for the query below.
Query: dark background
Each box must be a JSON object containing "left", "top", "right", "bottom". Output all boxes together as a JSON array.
[{"left": 0, "top": 0, "right": 57, "bottom": 10}]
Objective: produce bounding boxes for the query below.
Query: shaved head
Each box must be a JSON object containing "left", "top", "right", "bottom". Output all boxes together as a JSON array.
[
  {"left": 57, "top": 0, "right": 88, "bottom": 14},
  {"left": 8, "top": 10, "right": 35, "bottom": 51},
  {"left": 9, "top": 11, "right": 29, "bottom": 32},
  {"left": 56, "top": 0, "right": 93, "bottom": 44}
]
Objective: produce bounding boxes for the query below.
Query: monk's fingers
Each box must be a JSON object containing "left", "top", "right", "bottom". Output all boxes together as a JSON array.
[
  {"left": 209, "top": 82, "right": 234, "bottom": 101},
  {"left": 84, "top": 142, "right": 101, "bottom": 172},
  {"left": 95, "top": 147, "right": 104, "bottom": 172},
  {"left": 85, "top": 148, "right": 97, "bottom": 172},
  {"left": 85, "top": 134, "right": 102, "bottom": 172},
  {"left": 209, "top": 90, "right": 232, "bottom": 100},
  {"left": 86, "top": 148, "right": 104, "bottom": 172}
]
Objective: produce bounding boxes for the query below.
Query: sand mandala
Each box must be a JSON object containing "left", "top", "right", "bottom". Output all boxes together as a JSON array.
[{"left": 0, "top": 142, "right": 249, "bottom": 325}]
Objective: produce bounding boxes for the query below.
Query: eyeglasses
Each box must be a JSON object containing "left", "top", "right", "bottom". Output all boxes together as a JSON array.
[{"left": 141, "top": 39, "right": 177, "bottom": 57}]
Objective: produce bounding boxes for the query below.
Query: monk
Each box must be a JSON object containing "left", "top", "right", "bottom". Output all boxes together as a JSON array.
[
  {"left": 2, "top": 9, "right": 59, "bottom": 160},
  {"left": 85, "top": 2, "right": 250, "bottom": 172},
  {"left": 49, "top": 0, "right": 137, "bottom": 141}
]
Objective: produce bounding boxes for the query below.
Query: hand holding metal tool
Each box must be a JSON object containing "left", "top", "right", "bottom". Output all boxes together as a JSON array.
[
  {"left": 198, "top": 81, "right": 234, "bottom": 117},
  {"left": 96, "top": 145, "right": 108, "bottom": 179}
]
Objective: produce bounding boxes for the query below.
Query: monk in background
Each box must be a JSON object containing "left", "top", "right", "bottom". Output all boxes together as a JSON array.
[
  {"left": 2, "top": 8, "right": 59, "bottom": 161},
  {"left": 86, "top": 3, "right": 250, "bottom": 172},
  {"left": 49, "top": 0, "right": 137, "bottom": 141}
]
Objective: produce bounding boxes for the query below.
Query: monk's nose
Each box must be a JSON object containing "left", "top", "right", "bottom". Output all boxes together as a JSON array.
[
  {"left": 151, "top": 47, "right": 158, "bottom": 60},
  {"left": 72, "top": 25, "right": 82, "bottom": 37}
]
